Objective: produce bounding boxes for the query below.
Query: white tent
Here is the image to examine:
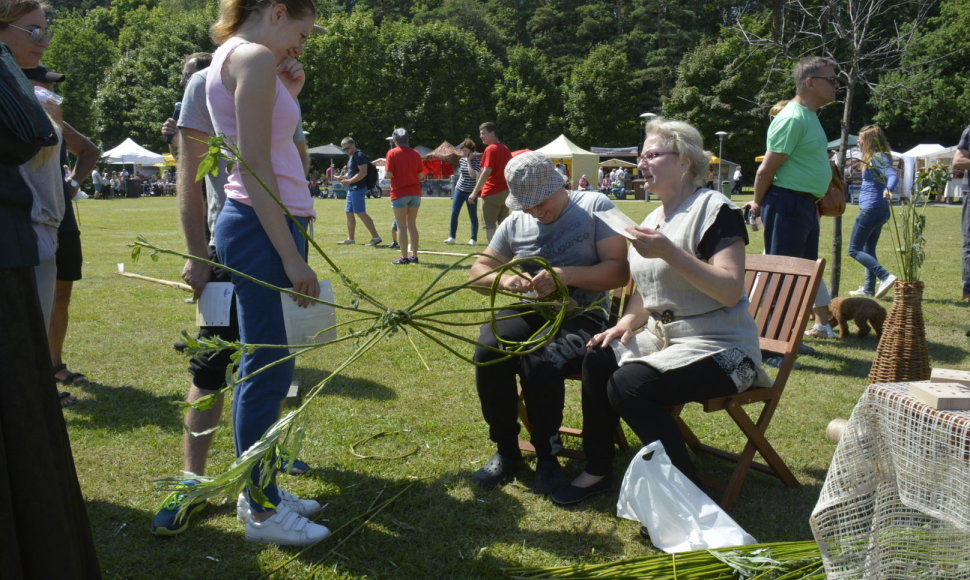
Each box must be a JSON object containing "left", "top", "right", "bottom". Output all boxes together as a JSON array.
[
  {"left": 101, "top": 138, "right": 164, "bottom": 165},
  {"left": 901, "top": 144, "right": 944, "bottom": 158},
  {"left": 536, "top": 135, "right": 598, "bottom": 189}
]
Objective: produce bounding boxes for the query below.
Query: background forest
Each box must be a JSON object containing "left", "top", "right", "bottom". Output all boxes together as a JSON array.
[{"left": 44, "top": 0, "right": 970, "bottom": 167}]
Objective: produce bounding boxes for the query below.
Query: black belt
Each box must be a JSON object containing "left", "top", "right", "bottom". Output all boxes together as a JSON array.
[{"left": 790, "top": 189, "right": 821, "bottom": 203}]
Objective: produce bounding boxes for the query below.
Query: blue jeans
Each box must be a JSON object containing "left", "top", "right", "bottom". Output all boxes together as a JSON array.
[
  {"left": 848, "top": 206, "right": 891, "bottom": 294},
  {"left": 449, "top": 187, "right": 479, "bottom": 240},
  {"left": 215, "top": 200, "right": 310, "bottom": 513},
  {"left": 761, "top": 185, "right": 820, "bottom": 260}
]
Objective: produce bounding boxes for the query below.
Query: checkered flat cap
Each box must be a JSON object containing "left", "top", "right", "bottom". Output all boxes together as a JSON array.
[{"left": 505, "top": 151, "right": 566, "bottom": 210}]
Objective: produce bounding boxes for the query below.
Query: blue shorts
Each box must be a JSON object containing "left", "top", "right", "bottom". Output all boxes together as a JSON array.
[
  {"left": 391, "top": 195, "right": 421, "bottom": 210},
  {"left": 345, "top": 186, "right": 367, "bottom": 213}
]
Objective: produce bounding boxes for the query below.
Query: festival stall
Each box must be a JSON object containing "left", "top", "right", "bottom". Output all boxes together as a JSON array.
[{"left": 536, "top": 134, "right": 599, "bottom": 190}]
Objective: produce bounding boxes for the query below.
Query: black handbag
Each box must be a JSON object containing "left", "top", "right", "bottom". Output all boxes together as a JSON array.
[{"left": 0, "top": 42, "right": 57, "bottom": 165}]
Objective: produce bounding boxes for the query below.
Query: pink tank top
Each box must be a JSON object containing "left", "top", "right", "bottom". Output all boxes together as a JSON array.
[{"left": 206, "top": 37, "right": 314, "bottom": 217}]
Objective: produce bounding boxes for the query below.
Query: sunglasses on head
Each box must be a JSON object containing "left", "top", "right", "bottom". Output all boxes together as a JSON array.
[{"left": 8, "top": 23, "right": 54, "bottom": 44}]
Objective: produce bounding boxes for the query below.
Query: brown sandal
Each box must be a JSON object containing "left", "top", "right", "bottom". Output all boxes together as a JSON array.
[
  {"left": 59, "top": 391, "right": 78, "bottom": 407},
  {"left": 53, "top": 363, "right": 88, "bottom": 386}
]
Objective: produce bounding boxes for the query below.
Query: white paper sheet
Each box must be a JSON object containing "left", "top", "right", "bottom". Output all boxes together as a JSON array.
[
  {"left": 195, "top": 282, "right": 234, "bottom": 327},
  {"left": 281, "top": 280, "right": 337, "bottom": 353},
  {"left": 594, "top": 208, "right": 639, "bottom": 239}
]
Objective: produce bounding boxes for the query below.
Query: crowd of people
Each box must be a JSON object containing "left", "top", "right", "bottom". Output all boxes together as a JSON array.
[{"left": 6, "top": 0, "right": 970, "bottom": 571}]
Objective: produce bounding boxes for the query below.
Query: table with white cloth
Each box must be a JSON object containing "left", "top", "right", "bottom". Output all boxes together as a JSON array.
[{"left": 810, "top": 382, "right": 970, "bottom": 579}]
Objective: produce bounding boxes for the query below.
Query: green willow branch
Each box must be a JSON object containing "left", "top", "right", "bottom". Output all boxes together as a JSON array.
[{"left": 147, "top": 134, "right": 583, "bottom": 521}]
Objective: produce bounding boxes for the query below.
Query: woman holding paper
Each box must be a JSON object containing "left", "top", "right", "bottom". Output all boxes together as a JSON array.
[
  {"left": 206, "top": 0, "right": 328, "bottom": 545},
  {"left": 551, "top": 118, "right": 769, "bottom": 506}
]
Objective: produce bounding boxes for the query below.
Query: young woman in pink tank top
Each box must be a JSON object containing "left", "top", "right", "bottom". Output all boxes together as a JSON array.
[{"left": 206, "top": 0, "right": 329, "bottom": 547}]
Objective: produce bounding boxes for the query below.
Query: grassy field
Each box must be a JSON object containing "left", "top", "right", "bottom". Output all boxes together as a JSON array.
[{"left": 62, "top": 194, "right": 969, "bottom": 578}]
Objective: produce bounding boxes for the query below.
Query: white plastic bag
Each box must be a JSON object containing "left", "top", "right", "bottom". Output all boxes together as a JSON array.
[{"left": 616, "top": 440, "right": 757, "bottom": 553}]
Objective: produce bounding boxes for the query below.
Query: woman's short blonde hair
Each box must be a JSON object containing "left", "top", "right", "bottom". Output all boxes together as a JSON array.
[{"left": 644, "top": 117, "right": 710, "bottom": 188}]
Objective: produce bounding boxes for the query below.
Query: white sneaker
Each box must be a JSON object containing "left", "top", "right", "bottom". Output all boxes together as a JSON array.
[
  {"left": 443, "top": 237, "right": 456, "bottom": 244},
  {"left": 874, "top": 274, "right": 897, "bottom": 299},
  {"left": 245, "top": 505, "right": 331, "bottom": 546},
  {"left": 366, "top": 237, "right": 382, "bottom": 246},
  {"left": 804, "top": 325, "right": 836, "bottom": 339},
  {"left": 337, "top": 239, "right": 355, "bottom": 245},
  {"left": 848, "top": 286, "right": 873, "bottom": 297},
  {"left": 467, "top": 239, "right": 477, "bottom": 246},
  {"left": 236, "top": 489, "right": 322, "bottom": 523}
]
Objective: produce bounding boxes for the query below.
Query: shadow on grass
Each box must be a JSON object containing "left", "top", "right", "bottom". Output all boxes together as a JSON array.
[
  {"left": 296, "top": 368, "right": 397, "bottom": 401},
  {"left": 279, "top": 467, "right": 624, "bottom": 578},
  {"left": 68, "top": 382, "right": 185, "bottom": 433},
  {"left": 295, "top": 368, "right": 397, "bottom": 402}
]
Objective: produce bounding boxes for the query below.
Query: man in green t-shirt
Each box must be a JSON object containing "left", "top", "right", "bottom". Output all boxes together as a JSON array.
[{"left": 749, "top": 56, "right": 839, "bottom": 338}]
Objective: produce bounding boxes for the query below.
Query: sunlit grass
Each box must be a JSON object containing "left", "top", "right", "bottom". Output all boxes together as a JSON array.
[{"left": 63, "top": 194, "right": 968, "bottom": 578}]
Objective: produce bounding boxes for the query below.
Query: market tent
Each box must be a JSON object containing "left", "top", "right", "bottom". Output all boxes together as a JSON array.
[
  {"left": 308, "top": 143, "right": 344, "bottom": 161},
  {"left": 414, "top": 145, "right": 432, "bottom": 157},
  {"left": 590, "top": 146, "right": 638, "bottom": 157},
  {"left": 425, "top": 140, "right": 460, "bottom": 162},
  {"left": 827, "top": 135, "right": 858, "bottom": 149},
  {"left": 902, "top": 143, "right": 944, "bottom": 158},
  {"left": 598, "top": 158, "right": 637, "bottom": 168},
  {"left": 536, "top": 134, "right": 598, "bottom": 189},
  {"left": 101, "top": 138, "right": 164, "bottom": 165}
]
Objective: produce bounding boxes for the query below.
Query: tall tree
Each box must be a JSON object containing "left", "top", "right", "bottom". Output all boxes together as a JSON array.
[
  {"left": 871, "top": 0, "right": 970, "bottom": 143},
  {"left": 90, "top": 7, "right": 213, "bottom": 150},
  {"left": 664, "top": 27, "right": 791, "bottom": 174},
  {"left": 562, "top": 44, "right": 640, "bottom": 147},
  {"left": 43, "top": 11, "right": 119, "bottom": 137},
  {"left": 494, "top": 46, "right": 563, "bottom": 148}
]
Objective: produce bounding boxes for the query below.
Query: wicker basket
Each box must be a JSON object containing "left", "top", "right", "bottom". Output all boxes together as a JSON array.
[{"left": 868, "top": 281, "right": 931, "bottom": 383}]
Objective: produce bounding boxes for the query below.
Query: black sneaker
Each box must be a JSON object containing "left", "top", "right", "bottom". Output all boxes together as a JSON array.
[
  {"left": 534, "top": 458, "right": 567, "bottom": 495},
  {"left": 471, "top": 453, "right": 524, "bottom": 488}
]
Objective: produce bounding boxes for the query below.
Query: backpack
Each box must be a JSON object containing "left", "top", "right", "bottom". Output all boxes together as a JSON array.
[{"left": 365, "top": 160, "right": 379, "bottom": 190}]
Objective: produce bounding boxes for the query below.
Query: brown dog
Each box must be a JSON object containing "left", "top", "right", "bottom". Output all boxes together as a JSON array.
[{"left": 828, "top": 296, "right": 886, "bottom": 338}]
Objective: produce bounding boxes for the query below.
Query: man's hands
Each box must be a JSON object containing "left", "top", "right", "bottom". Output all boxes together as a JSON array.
[
  {"left": 182, "top": 258, "right": 213, "bottom": 300},
  {"left": 499, "top": 268, "right": 561, "bottom": 298},
  {"left": 744, "top": 200, "right": 761, "bottom": 219}
]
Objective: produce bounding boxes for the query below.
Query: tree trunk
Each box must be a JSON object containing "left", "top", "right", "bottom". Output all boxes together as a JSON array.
[{"left": 831, "top": 77, "right": 856, "bottom": 298}]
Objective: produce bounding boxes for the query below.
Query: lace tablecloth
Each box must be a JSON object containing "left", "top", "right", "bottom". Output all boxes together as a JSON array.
[{"left": 810, "top": 382, "right": 970, "bottom": 579}]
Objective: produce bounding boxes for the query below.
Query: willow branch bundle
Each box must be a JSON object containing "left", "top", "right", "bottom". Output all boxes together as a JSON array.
[
  {"left": 143, "top": 135, "right": 603, "bottom": 514},
  {"left": 503, "top": 540, "right": 824, "bottom": 579}
]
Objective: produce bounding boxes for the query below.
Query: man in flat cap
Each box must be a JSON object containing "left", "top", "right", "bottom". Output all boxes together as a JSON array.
[{"left": 468, "top": 151, "right": 628, "bottom": 494}]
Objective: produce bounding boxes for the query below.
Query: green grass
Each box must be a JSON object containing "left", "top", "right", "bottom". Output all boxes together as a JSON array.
[{"left": 63, "top": 194, "right": 969, "bottom": 578}]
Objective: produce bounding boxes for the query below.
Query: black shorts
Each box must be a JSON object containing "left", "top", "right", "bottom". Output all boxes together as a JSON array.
[{"left": 55, "top": 230, "right": 83, "bottom": 282}]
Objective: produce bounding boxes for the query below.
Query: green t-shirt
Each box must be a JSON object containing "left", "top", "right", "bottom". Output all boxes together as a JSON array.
[{"left": 766, "top": 101, "right": 830, "bottom": 196}]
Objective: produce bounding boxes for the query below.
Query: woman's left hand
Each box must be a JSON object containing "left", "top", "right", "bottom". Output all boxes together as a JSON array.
[
  {"left": 277, "top": 57, "right": 306, "bottom": 99},
  {"left": 627, "top": 226, "right": 672, "bottom": 260}
]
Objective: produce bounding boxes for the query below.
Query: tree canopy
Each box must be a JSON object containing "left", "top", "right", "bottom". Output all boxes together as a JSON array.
[{"left": 42, "top": 0, "right": 970, "bottom": 162}]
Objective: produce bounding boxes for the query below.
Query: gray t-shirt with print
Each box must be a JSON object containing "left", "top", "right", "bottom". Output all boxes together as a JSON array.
[{"left": 488, "top": 190, "right": 619, "bottom": 314}]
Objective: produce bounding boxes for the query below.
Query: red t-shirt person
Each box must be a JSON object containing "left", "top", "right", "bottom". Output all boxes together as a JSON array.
[
  {"left": 385, "top": 146, "right": 423, "bottom": 200},
  {"left": 480, "top": 142, "right": 512, "bottom": 197}
]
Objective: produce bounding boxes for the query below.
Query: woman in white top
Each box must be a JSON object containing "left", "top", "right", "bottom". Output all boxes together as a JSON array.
[{"left": 552, "top": 118, "right": 769, "bottom": 506}]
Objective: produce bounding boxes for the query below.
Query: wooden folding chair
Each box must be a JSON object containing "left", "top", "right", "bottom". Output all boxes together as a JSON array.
[
  {"left": 672, "top": 254, "right": 825, "bottom": 509},
  {"left": 516, "top": 281, "right": 634, "bottom": 459}
]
